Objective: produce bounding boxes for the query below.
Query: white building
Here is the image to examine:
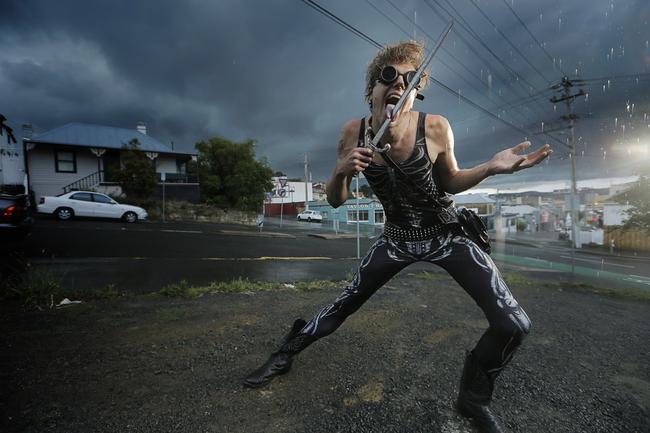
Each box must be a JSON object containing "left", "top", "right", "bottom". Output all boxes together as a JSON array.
[
  {"left": 268, "top": 176, "right": 313, "bottom": 204},
  {"left": 23, "top": 122, "right": 197, "bottom": 201},
  {"left": 603, "top": 203, "right": 632, "bottom": 226},
  {"left": 0, "top": 135, "right": 23, "bottom": 187}
]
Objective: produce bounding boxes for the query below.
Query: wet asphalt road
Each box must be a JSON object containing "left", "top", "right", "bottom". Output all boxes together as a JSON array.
[
  {"left": 21, "top": 217, "right": 375, "bottom": 293},
  {"left": 16, "top": 216, "right": 650, "bottom": 294}
]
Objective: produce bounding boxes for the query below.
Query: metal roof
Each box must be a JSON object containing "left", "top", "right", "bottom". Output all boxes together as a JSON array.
[
  {"left": 27, "top": 122, "right": 195, "bottom": 156},
  {"left": 454, "top": 193, "right": 496, "bottom": 205}
]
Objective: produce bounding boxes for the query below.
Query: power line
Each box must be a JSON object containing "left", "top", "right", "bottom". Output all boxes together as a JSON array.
[
  {"left": 300, "top": 0, "right": 382, "bottom": 48},
  {"left": 300, "top": 0, "right": 568, "bottom": 149},
  {"left": 375, "top": 0, "right": 538, "bottom": 129},
  {"left": 468, "top": 0, "right": 552, "bottom": 84},
  {"left": 414, "top": 0, "right": 549, "bottom": 126},
  {"left": 364, "top": 0, "right": 489, "bottom": 100},
  {"left": 425, "top": 0, "right": 551, "bottom": 119},
  {"left": 500, "top": 0, "right": 568, "bottom": 77}
]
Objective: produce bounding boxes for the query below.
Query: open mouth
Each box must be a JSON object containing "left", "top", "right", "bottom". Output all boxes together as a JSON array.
[
  {"left": 386, "top": 95, "right": 400, "bottom": 105},
  {"left": 384, "top": 94, "right": 402, "bottom": 121}
]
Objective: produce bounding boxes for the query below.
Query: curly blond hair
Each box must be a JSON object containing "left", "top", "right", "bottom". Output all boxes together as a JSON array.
[{"left": 365, "top": 40, "right": 430, "bottom": 105}]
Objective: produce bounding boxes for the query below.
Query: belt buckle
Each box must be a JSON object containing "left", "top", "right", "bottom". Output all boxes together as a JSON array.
[{"left": 438, "top": 207, "right": 455, "bottom": 225}]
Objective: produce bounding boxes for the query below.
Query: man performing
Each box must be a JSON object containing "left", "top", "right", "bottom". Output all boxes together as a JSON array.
[{"left": 244, "top": 41, "right": 551, "bottom": 433}]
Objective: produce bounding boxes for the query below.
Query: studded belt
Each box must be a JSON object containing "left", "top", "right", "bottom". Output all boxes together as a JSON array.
[{"left": 383, "top": 222, "right": 449, "bottom": 242}]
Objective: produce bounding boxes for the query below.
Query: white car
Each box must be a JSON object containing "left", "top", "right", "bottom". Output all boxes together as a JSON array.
[
  {"left": 37, "top": 191, "right": 148, "bottom": 223},
  {"left": 297, "top": 210, "right": 322, "bottom": 222}
]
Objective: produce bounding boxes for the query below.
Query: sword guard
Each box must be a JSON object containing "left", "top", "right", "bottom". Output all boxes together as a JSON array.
[
  {"left": 364, "top": 127, "right": 391, "bottom": 153},
  {"left": 376, "top": 143, "right": 391, "bottom": 153}
]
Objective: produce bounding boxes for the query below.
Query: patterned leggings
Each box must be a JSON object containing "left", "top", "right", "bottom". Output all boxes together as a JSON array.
[{"left": 300, "top": 225, "right": 531, "bottom": 373}]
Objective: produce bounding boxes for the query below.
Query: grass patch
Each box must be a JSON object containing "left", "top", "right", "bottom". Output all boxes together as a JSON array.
[
  {"left": 155, "top": 306, "right": 187, "bottom": 321},
  {"left": 501, "top": 271, "right": 650, "bottom": 302},
  {"left": 160, "top": 280, "right": 193, "bottom": 297},
  {"left": 501, "top": 271, "right": 536, "bottom": 287},
  {"left": 0, "top": 269, "right": 63, "bottom": 310},
  {"left": 410, "top": 271, "right": 449, "bottom": 281},
  {"left": 158, "top": 277, "right": 346, "bottom": 298},
  {"left": 558, "top": 282, "right": 650, "bottom": 302}
]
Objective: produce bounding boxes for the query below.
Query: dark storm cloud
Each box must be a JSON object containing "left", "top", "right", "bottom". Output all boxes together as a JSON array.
[{"left": 1, "top": 0, "right": 648, "bottom": 187}]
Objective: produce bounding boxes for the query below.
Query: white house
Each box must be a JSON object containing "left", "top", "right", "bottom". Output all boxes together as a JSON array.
[
  {"left": 264, "top": 176, "right": 314, "bottom": 216},
  {"left": 23, "top": 122, "right": 198, "bottom": 202},
  {"left": 0, "top": 135, "right": 23, "bottom": 187},
  {"left": 603, "top": 203, "right": 632, "bottom": 226}
]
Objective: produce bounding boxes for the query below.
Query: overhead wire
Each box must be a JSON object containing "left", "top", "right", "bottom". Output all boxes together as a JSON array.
[
  {"left": 468, "top": 0, "right": 552, "bottom": 84},
  {"left": 375, "top": 0, "right": 538, "bottom": 129},
  {"left": 363, "top": 0, "right": 491, "bottom": 101},
  {"left": 500, "top": 0, "right": 568, "bottom": 77},
  {"left": 299, "top": 0, "right": 570, "bottom": 150},
  {"left": 422, "top": 0, "right": 531, "bottom": 102},
  {"left": 300, "top": 0, "right": 382, "bottom": 47},
  {"left": 428, "top": 0, "right": 551, "bottom": 118}
]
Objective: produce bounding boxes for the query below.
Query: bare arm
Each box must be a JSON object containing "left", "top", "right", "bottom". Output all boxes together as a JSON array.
[
  {"left": 326, "top": 120, "right": 374, "bottom": 208},
  {"left": 429, "top": 115, "right": 552, "bottom": 194}
]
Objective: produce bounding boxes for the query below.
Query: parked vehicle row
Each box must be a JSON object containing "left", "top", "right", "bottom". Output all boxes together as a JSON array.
[
  {"left": 0, "top": 193, "right": 33, "bottom": 244},
  {"left": 37, "top": 191, "right": 148, "bottom": 223}
]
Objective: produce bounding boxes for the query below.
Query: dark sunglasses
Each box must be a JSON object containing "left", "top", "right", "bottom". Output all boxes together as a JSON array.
[{"left": 378, "top": 66, "right": 425, "bottom": 100}]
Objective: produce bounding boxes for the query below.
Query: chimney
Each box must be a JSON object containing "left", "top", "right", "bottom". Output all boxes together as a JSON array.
[
  {"left": 136, "top": 121, "right": 147, "bottom": 135},
  {"left": 22, "top": 123, "right": 33, "bottom": 139}
]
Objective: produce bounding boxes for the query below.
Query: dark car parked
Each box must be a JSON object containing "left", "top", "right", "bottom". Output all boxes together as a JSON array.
[{"left": 0, "top": 193, "right": 33, "bottom": 243}]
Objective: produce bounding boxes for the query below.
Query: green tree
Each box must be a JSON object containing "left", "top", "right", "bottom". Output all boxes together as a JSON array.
[
  {"left": 114, "top": 139, "right": 157, "bottom": 200},
  {"left": 195, "top": 136, "right": 273, "bottom": 211},
  {"left": 618, "top": 176, "right": 650, "bottom": 232}
]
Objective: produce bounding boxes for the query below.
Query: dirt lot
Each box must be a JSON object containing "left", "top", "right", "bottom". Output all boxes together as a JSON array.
[{"left": 1, "top": 271, "right": 648, "bottom": 433}]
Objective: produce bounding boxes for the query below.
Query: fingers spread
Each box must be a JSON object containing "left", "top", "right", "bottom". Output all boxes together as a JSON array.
[
  {"left": 513, "top": 141, "right": 531, "bottom": 153},
  {"left": 512, "top": 156, "right": 526, "bottom": 171}
]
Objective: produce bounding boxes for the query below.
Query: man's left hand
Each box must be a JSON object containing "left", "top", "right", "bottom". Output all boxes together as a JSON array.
[{"left": 487, "top": 141, "right": 552, "bottom": 175}]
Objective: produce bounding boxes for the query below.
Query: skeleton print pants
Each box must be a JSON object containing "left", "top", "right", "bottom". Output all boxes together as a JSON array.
[{"left": 299, "top": 225, "right": 531, "bottom": 374}]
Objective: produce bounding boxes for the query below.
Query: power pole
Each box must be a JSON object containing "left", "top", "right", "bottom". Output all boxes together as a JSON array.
[
  {"left": 304, "top": 153, "right": 309, "bottom": 211},
  {"left": 550, "top": 77, "right": 585, "bottom": 271}
]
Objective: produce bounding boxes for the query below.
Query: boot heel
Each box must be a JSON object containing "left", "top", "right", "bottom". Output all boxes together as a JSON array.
[{"left": 243, "top": 319, "right": 312, "bottom": 388}]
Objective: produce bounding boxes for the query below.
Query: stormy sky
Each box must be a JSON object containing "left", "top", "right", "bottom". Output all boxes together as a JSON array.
[{"left": 1, "top": 0, "right": 649, "bottom": 191}]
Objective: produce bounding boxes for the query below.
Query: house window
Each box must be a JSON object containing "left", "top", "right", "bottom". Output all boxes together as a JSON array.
[
  {"left": 347, "top": 210, "right": 369, "bottom": 222},
  {"left": 55, "top": 150, "right": 77, "bottom": 173},
  {"left": 374, "top": 210, "right": 385, "bottom": 224},
  {"left": 176, "top": 159, "right": 187, "bottom": 174}
]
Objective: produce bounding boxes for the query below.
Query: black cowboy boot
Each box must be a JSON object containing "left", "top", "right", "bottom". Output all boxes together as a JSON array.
[
  {"left": 456, "top": 351, "right": 505, "bottom": 433},
  {"left": 243, "top": 318, "right": 313, "bottom": 388}
]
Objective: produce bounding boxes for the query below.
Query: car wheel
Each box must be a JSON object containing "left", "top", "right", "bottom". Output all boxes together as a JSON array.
[
  {"left": 55, "top": 207, "right": 74, "bottom": 221},
  {"left": 307, "top": 217, "right": 312, "bottom": 222},
  {"left": 123, "top": 211, "right": 138, "bottom": 223}
]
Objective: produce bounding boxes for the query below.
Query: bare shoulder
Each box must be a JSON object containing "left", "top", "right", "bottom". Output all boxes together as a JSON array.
[
  {"left": 423, "top": 114, "right": 453, "bottom": 156},
  {"left": 424, "top": 114, "right": 451, "bottom": 136},
  {"left": 341, "top": 119, "right": 362, "bottom": 138},
  {"left": 337, "top": 119, "right": 362, "bottom": 154}
]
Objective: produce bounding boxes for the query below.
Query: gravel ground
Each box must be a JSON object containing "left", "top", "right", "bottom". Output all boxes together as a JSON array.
[{"left": 1, "top": 271, "right": 648, "bottom": 433}]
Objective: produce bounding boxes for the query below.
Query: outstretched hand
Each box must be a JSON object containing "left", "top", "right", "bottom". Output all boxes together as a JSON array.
[{"left": 488, "top": 141, "right": 552, "bottom": 175}]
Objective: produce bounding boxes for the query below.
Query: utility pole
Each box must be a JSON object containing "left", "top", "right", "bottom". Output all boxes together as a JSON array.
[
  {"left": 550, "top": 77, "right": 585, "bottom": 272},
  {"left": 356, "top": 173, "right": 360, "bottom": 259},
  {"left": 304, "top": 153, "right": 309, "bottom": 211}
]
